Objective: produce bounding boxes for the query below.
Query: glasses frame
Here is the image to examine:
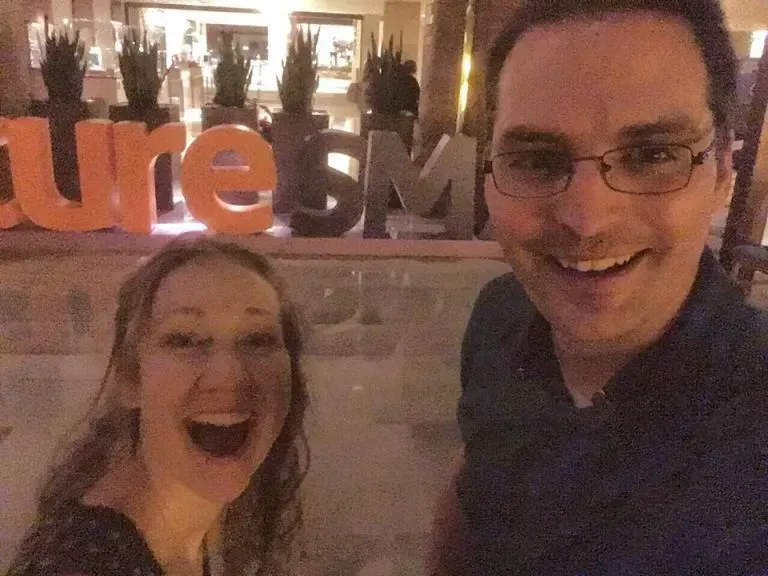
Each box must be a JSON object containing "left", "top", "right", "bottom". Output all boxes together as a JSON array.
[{"left": 484, "top": 141, "right": 716, "bottom": 199}]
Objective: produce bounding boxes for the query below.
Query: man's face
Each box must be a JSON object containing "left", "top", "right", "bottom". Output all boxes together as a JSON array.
[{"left": 488, "top": 13, "right": 732, "bottom": 351}]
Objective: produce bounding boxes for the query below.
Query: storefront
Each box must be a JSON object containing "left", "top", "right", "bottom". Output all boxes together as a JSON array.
[{"left": 127, "top": 4, "right": 363, "bottom": 97}]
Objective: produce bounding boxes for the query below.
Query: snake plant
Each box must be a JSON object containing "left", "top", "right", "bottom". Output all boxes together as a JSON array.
[{"left": 277, "top": 26, "right": 320, "bottom": 116}]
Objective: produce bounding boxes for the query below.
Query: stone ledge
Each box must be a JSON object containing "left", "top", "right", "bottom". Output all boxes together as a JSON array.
[{"left": 0, "top": 231, "right": 505, "bottom": 261}]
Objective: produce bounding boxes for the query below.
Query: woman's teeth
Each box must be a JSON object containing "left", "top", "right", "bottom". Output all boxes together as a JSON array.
[
  {"left": 189, "top": 413, "right": 252, "bottom": 426},
  {"left": 556, "top": 253, "right": 638, "bottom": 273}
]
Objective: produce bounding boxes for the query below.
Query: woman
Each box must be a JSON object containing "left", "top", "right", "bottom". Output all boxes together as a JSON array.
[{"left": 7, "top": 236, "right": 310, "bottom": 576}]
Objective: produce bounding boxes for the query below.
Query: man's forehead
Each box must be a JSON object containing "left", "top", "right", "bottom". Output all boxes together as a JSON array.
[{"left": 492, "top": 12, "right": 712, "bottom": 149}]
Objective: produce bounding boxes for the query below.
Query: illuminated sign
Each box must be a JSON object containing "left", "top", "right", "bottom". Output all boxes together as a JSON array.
[{"left": 0, "top": 117, "right": 476, "bottom": 238}]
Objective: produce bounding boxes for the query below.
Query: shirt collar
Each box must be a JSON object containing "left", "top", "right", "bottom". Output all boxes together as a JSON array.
[{"left": 517, "top": 247, "right": 746, "bottom": 405}]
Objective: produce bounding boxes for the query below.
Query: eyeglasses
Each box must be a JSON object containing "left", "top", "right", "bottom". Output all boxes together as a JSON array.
[{"left": 484, "top": 141, "right": 715, "bottom": 199}]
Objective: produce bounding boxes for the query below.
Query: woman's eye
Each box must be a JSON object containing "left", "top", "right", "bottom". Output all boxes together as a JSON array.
[
  {"left": 160, "top": 332, "right": 210, "bottom": 349},
  {"left": 240, "top": 332, "right": 280, "bottom": 349}
]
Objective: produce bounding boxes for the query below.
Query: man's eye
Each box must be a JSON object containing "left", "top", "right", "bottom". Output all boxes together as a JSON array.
[
  {"left": 622, "top": 146, "right": 678, "bottom": 166},
  {"left": 160, "top": 332, "right": 210, "bottom": 349},
  {"left": 507, "top": 152, "right": 570, "bottom": 175}
]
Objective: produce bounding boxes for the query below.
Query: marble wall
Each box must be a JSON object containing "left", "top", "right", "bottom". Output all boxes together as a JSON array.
[{"left": 0, "top": 250, "right": 511, "bottom": 574}]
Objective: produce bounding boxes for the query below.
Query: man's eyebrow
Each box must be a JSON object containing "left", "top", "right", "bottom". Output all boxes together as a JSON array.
[
  {"left": 617, "top": 116, "right": 709, "bottom": 142},
  {"left": 494, "top": 116, "right": 710, "bottom": 152},
  {"left": 495, "top": 127, "right": 569, "bottom": 149}
]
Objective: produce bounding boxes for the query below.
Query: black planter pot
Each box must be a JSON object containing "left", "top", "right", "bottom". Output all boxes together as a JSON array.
[
  {"left": 312, "top": 111, "right": 330, "bottom": 131},
  {"left": 0, "top": 145, "right": 13, "bottom": 204},
  {"left": 29, "top": 99, "right": 91, "bottom": 202},
  {"left": 271, "top": 112, "right": 328, "bottom": 215},
  {"left": 201, "top": 105, "right": 260, "bottom": 132},
  {"left": 361, "top": 113, "right": 415, "bottom": 153},
  {"left": 108, "top": 104, "right": 180, "bottom": 214},
  {"left": 200, "top": 105, "right": 263, "bottom": 206}
]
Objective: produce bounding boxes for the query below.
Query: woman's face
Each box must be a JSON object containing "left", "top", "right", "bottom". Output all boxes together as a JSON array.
[{"left": 134, "top": 257, "right": 292, "bottom": 504}]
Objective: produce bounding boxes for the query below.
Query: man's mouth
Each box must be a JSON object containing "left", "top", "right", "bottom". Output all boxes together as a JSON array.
[
  {"left": 184, "top": 413, "right": 254, "bottom": 458},
  {"left": 551, "top": 249, "right": 650, "bottom": 277}
]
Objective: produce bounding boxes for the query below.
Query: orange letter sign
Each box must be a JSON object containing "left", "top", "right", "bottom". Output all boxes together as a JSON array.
[
  {"left": 5, "top": 117, "right": 115, "bottom": 231},
  {"left": 181, "top": 125, "right": 275, "bottom": 234},
  {"left": 0, "top": 117, "right": 26, "bottom": 229},
  {"left": 114, "top": 122, "right": 186, "bottom": 233}
]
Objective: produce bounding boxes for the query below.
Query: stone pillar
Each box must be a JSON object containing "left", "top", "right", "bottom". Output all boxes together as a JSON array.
[
  {"left": 111, "top": 0, "right": 125, "bottom": 22},
  {"left": 417, "top": 0, "right": 467, "bottom": 157},
  {"left": 0, "top": 0, "right": 33, "bottom": 115},
  {"left": 50, "top": 0, "right": 74, "bottom": 24},
  {"left": 461, "top": 0, "right": 524, "bottom": 235}
]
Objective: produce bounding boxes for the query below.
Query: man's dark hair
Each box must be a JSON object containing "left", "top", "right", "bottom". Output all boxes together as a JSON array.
[{"left": 487, "top": 0, "right": 738, "bottom": 146}]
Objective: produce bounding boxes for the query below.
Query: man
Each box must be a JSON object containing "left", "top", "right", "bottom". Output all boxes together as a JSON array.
[
  {"left": 429, "top": 1, "right": 768, "bottom": 574},
  {"left": 399, "top": 60, "right": 421, "bottom": 117}
]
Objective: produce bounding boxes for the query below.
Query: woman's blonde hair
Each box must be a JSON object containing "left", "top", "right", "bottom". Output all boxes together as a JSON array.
[{"left": 10, "top": 236, "right": 310, "bottom": 575}]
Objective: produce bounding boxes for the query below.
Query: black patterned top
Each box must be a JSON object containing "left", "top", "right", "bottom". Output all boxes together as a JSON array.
[{"left": 7, "top": 501, "right": 165, "bottom": 576}]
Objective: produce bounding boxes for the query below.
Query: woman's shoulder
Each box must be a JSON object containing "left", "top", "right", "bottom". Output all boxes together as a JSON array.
[{"left": 7, "top": 501, "right": 162, "bottom": 576}]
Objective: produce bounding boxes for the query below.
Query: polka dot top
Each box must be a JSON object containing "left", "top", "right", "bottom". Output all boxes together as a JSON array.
[{"left": 7, "top": 501, "right": 165, "bottom": 576}]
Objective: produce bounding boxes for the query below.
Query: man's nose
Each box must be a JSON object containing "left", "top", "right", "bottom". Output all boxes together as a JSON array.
[{"left": 551, "top": 160, "right": 625, "bottom": 239}]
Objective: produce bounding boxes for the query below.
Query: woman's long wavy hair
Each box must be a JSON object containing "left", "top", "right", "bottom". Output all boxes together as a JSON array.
[{"left": 10, "top": 236, "right": 310, "bottom": 575}]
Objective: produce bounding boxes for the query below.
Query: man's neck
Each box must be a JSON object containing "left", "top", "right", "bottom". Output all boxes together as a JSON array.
[
  {"left": 552, "top": 314, "right": 676, "bottom": 408},
  {"left": 553, "top": 343, "right": 632, "bottom": 407}
]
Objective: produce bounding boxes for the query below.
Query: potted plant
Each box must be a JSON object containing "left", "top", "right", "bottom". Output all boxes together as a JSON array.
[
  {"left": 201, "top": 31, "right": 256, "bottom": 131},
  {"left": 361, "top": 32, "right": 415, "bottom": 152},
  {"left": 109, "top": 29, "right": 178, "bottom": 213},
  {"left": 200, "top": 31, "right": 262, "bottom": 206},
  {"left": 361, "top": 32, "right": 415, "bottom": 209},
  {"left": 272, "top": 26, "right": 328, "bottom": 214},
  {"left": 28, "top": 17, "right": 89, "bottom": 202}
]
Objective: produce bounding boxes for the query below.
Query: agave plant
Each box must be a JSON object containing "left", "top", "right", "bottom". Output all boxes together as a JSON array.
[
  {"left": 39, "top": 17, "right": 88, "bottom": 103},
  {"left": 118, "top": 29, "right": 165, "bottom": 112},
  {"left": 277, "top": 26, "right": 320, "bottom": 116},
  {"left": 364, "top": 32, "right": 405, "bottom": 115},
  {"left": 213, "top": 31, "right": 253, "bottom": 108}
]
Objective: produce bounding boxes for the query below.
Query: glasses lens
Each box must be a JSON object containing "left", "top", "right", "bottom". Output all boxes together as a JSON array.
[
  {"left": 492, "top": 151, "right": 572, "bottom": 198},
  {"left": 603, "top": 145, "right": 693, "bottom": 194}
]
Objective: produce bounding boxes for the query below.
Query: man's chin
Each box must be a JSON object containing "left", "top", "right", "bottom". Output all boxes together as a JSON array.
[{"left": 540, "top": 302, "right": 637, "bottom": 349}]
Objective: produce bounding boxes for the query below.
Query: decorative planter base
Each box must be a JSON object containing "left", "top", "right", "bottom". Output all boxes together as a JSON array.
[
  {"left": 108, "top": 104, "right": 180, "bottom": 214},
  {"left": 271, "top": 113, "right": 328, "bottom": 215},
  {"left": 28, "top": 99, "right": 91, "bottom": 202},
  {"left": 201, "top": 105, "right": 260, "bottom": 132}
]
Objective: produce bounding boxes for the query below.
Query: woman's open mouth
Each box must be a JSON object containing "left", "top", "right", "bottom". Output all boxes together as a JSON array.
[{"left": 184, "top": 413, "right": 254, "bottom": 458}]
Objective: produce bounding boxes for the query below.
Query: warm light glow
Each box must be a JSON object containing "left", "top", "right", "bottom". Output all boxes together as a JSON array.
[
  {"left": 458, "top": 54, "right": 472, "bottom": 116},
  {"left": 462, "top": 53, "right": 472, "bottom": 78},
  {"left": 751, "top": 30, "right": 768, "bottom": 58}
]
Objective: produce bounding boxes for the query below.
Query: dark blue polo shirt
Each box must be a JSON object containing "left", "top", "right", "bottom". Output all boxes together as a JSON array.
[{"left": 457, "top": 248, "right": 768, "bottom": 575}]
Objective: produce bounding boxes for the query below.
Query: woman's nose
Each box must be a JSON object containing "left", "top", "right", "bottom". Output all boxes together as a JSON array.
[{"left": 197, "top": 347, "right": 247, "bottom": 391}]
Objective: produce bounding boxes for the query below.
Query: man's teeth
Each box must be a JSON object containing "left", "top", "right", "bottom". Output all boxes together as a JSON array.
[
  {"left": 189, "top": 413, "right": 252, "bottom": 426},
  {"left": 557, "top": 254, "right": 637, "bottom": 272}
]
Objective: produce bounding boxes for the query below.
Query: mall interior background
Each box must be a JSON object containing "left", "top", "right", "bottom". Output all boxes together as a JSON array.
[{"left": 3, "top": 0, "right": 768, "bottom": 574}]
